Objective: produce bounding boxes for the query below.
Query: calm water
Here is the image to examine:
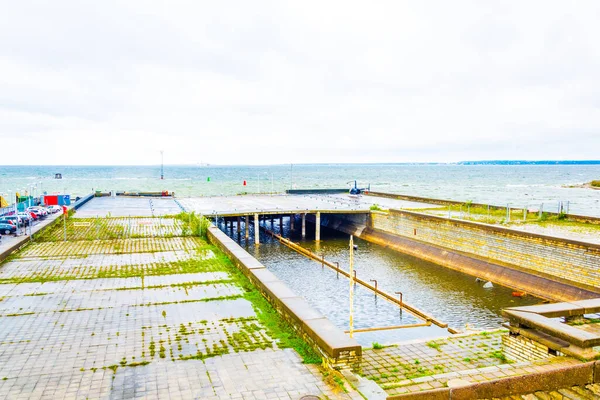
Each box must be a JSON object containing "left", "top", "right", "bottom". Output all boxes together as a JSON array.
[
  {"left": 221, "top": 219, "right": 539, "bottom": 346},
  {"left": 1, "top": 164, "right": 599, "bottom": 216}
]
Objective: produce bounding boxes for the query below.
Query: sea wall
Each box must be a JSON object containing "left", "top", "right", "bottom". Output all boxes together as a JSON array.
[
  {"left": 372, "top": 210, "right": 600, "bottom": 294},
  {"left": 317, "top": 211, "right": 600, "bottom": 301}
]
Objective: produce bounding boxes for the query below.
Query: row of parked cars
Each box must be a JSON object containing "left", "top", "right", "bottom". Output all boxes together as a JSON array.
[{"left": 0, "top": 205, "right": 62, "bottom": 236}]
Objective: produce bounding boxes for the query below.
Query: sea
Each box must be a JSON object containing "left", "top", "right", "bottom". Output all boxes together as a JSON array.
[{"left": 1, "top": 164, "right": 599, "bottom": 217}]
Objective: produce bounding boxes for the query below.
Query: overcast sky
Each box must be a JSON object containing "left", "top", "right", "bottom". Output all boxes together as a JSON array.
[{"left": 1, "top": 1, "right": 599, "bottom": 165}]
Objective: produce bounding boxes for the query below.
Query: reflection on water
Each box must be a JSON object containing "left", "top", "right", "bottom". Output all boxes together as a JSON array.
[{"left": 222, "top": 220, "right": 541, "bottom": 346}]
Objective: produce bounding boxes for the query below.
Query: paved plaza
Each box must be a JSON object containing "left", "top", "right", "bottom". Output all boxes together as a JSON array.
[{"left": 0, "top": 211, "right": 358, "bottom": 399}]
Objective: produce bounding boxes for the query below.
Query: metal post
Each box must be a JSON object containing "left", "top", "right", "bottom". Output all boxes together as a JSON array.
[
  {"left": 245, "top": 215, "right": 249, "bottom": 239},
  {"left": 369, "top": 279, "right": 378, "bottom": 290},
  {"left": 290, "top": 214, "right": 295, "bottom": 230},
  {"left": 395, "top": 291, "right": 403, "bottom": 306},
  {"left": 315, "top": 212, "right": 320, "bottom": 241},
  {"left": 301, "top": 213, "right": 306, "bottom": 238},
  {"left": 349, "top": 235, "right": 355, "bottom": 338},
  {"left": 63, "top": 211, "right": 67, "bottom": 242},
  {"left": 539, "top": 203, "right": 543, "bottom": 219},
  {"left": 254, "top": 213, "right": 259, "bottom": 244}
]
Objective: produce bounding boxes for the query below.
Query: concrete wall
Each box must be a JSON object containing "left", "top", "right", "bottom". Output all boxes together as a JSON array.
[
  {"left": 387, "top": 360, "right": 599, "bottom": 400},
  {"left": 370, "top": 210, "right": 600, "bottom": 295},
  {"left": 317, "top": 211, "right": 600, "bottom": 301},
  {"left": 206, "top": 225, "right": 362, "bottom": 371}
]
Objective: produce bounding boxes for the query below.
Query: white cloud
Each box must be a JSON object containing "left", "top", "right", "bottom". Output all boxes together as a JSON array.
[{"left": 1, "top": 0, "right": 599, "bottom": 165}]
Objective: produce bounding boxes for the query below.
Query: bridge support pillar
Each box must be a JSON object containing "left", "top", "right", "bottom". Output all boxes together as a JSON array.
[
  {"left": 301, "top": 214, "right": 306, "bottom": 238},
  {"left": 270, "top": 216, "right": 274, "bottom": 229},
  {"left": 290, "top": 214, "right": 295, "bottom": 230},
  {"left": 254, "top": 213, "right": 259, "bottom": 244},
  {"left": 237, "top": 216, "right": 241, "bottom": 232},
  {"left": 245, "top": 215, "right": 249, "bottom": 239},
  {"left": 279, "top": 216, "right": 283, "bottom": 233},
  {"left": 315, "top": 212, "right": 321, "bottom": 241}
]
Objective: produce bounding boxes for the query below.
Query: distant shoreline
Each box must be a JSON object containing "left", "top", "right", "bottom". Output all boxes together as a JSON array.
[
  {"left": 1, "top": 160, "right": 600, "bottom": 167},
  {"left": 563, "top": 182, "right": 600, "bottom": 190}
]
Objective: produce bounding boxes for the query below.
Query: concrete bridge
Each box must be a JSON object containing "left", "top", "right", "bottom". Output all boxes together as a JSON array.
[{"left": 178, "top": 193, "right": 436, "bottom": 244}]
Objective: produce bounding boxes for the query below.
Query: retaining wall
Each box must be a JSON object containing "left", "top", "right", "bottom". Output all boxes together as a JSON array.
[
  {"left": 316, "top": 212, "right": 600, "bottom": 301},
  {"left": 371, "top": 210, "right": 600, "bottom": 296},
  {"left": 206, "top": 225, "right": 362, "bottom": 371}
]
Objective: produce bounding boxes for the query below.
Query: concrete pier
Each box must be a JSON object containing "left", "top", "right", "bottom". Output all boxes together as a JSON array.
[
  {"left": 302, "top": 213, "right": 306, "bottom": 237},
  {"left": 254, "top": 213, "right": 259, "bottom": 244},
  {"left": 315, "top": 212, "right": 321, "bottom": 241}
]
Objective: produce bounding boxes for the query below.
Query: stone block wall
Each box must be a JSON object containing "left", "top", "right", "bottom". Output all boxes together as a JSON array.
[
  {"left": 370, "top": 210, "right": 600, "bottom": 292},
  {"left": 502, "top": 333, "right": 555, "bottom": 363}
]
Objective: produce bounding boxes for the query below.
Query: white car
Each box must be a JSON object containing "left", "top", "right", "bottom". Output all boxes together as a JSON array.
[
  {"left": 27, "top": 206, "right": 48, "bottom": 216},
  {"left": 46, "top": 205, "right": 62, "bottom": 213}
]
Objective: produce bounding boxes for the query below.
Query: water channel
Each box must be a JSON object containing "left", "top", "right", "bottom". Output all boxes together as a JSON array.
[{"left": 219, "top": 218, "right": 541, "bottom": 346}]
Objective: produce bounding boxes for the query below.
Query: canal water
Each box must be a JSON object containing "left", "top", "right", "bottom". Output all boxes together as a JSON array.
[{"left": 220, "top": 219, "right": 540, "bottom": 346}]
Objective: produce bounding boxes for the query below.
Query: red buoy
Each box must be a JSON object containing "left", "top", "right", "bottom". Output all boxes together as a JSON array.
[{"left": 243, "top": 180, "right": 247, "bottom": 186}]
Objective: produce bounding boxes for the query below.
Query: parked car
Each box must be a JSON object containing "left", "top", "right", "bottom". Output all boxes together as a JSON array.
[
  {"left": 27, "top": 206, "right": 48, "bottom": 217},
  {"left": 0, "top": 223, "right": 17, "bottom": 235},
  {"left": 0, "top": 216, "right": 24, "bottom": 227},
  {"left": 47, "top": 205, "right": 62, "bottom": 214},
  {"left": 17, "top": 213, "right": 33, "bottom": 226}
]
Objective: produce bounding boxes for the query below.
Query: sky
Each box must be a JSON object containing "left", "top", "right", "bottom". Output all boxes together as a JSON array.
[{"left": 1, "top": 1, "right": 599, "bottom": 165}]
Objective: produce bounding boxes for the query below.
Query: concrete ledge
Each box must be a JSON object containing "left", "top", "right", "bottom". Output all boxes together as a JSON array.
[
  {"left": 503, "top": 309, "right": 600, "bottom": 348},
  {"left": 206, "top": 225, "right": 362, "bottom": 370},
  {"left": 303, "top": 317, "right": 362, "bottom": 359},
  {"left": 451, "top": 361, "right": 594, "bottom": 399},
  {"left": 387, "top": 361, "right": 597, "bottom": 399}
]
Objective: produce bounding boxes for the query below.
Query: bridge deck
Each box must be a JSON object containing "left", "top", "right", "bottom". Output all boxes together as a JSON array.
[{"left": 178, "top": 193, "right": 438, "bottom": 217}]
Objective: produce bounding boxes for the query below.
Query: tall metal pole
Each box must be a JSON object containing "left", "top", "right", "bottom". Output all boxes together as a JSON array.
[
  {"left": 63, "top": 210, "right": 67, "bottom": 242},
  {"left": 160, "top": 150, "right": 164, "bottom": 180},
  {"left": 349, "top": 235, "right": 354, "bottom": 338}
]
